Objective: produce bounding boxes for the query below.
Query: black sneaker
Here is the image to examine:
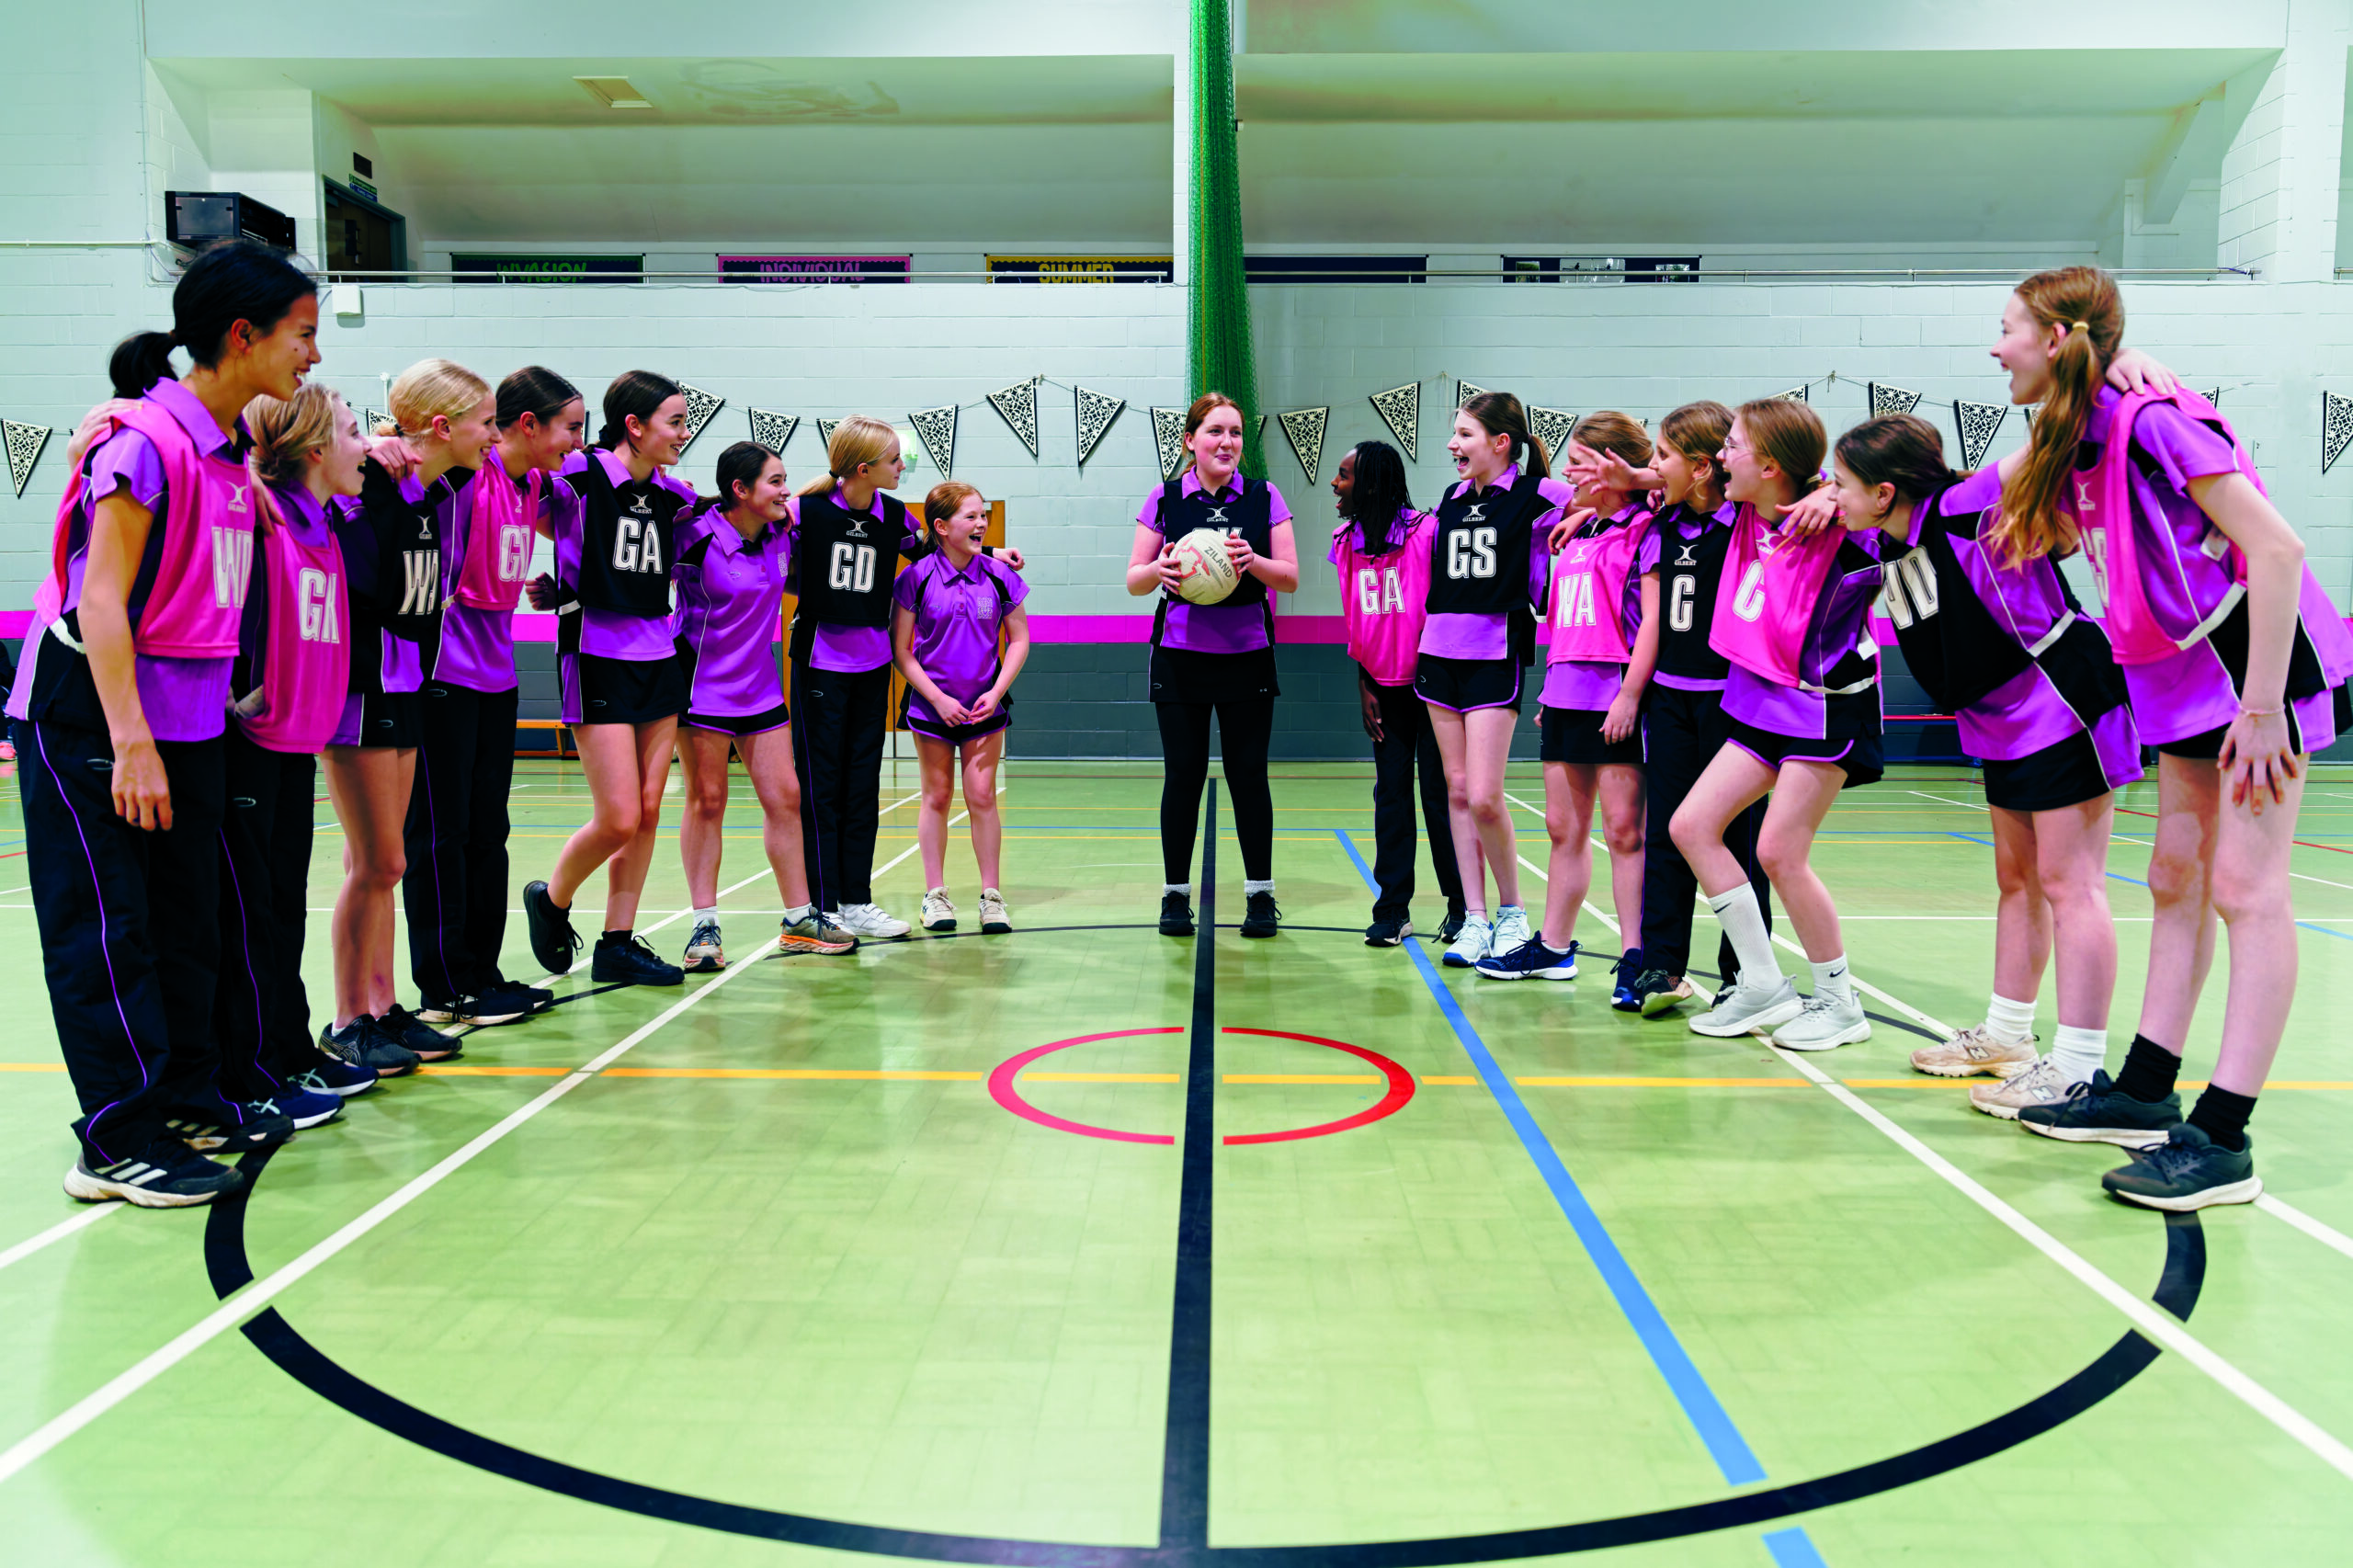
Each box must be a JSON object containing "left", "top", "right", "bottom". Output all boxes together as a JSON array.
[
  {"left": 523, "top": 881, "right": 581, "bottom": 975},
  {"left": 1240, "top": 892, "right": 1280, "bottom": 938},
  {"left": 592, "top": 932, "right": 685, "bottom": 986},
  {"left": 380, "top": 1004, "right": 464, "bottom": 1062},
  {"left": 63, "top": 1139, "right": 245, "bottom": 1208},
  {"left": 244, "top": 1087, "right": 344, "bottom": 1131},
  {"left": 1364, "top": 915, "right": 1412, "bottom": 947},
  {"left": 1437, "top": 904, "right": 1469, "bottom": 946},
  {"left": 2017, "top": 1070, "right": 2182, "bottom": 1149},
  {"left": 2101, "top": 1125, "right": 2261, "bottom": 1210},
  {"left": 320, "top": 1017, "right": 420, "bottom": 1078},
  {"left": 469, "top": 982, "right": 544, "bottom": 1024},
  {"left": 1609, "top": 949, "right": 1646, "bottom": 1012},
  {"left": 518, "top": 983, "right": 556, "bottom": 1014},
  {"left": 1159, "top": 892, "right": 1195, "bottom": 937},
  {"left": 292, "top": 1058, "right": 379, "bottom": 1098},
  {"left": 1631, "top": 969, "right": 1698, "bottom": 1018},
  {"left": 162, "top": 1103, "right": 297, "bottom": 1153}
]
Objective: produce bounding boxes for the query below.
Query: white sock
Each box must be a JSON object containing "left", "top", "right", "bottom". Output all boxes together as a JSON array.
[
  {"left": 1708, "top": 885, "right": 1780, "bottom": 985},
  {"left": 692, "top": 905, "right": 719, "bottom": 924},
  {"left": 1165, "top": 883, "right": 1190, "bottom": 897},
  {"left": 1244, "top": 879, "right": 1275, "bottom": 896},
  {"left": 1984, "top": 993, "right": 2036, "bottom": 1045},
  {"left": 2048, "top": 1024, "right": 2108, "bottom": 1085},
  {"left": 783, "top": 903, "right": 813, "bottom": 924},
  {"left": 1810, "top": 954, "right": 1853, "bottom": 1004}
]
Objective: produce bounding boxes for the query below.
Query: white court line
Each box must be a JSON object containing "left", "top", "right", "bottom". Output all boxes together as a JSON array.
[
  {"left": 1499, "top": 790, "right": 1621, "bottom": 936},
  {"left": 0, "top": 942, "right": 776, "bottom": 1488},
  {"left": 869, "top": 780, "right": 997, "bottom": 884},
  {"left": 2253, "top": 1196, "right": 2353, "bottom": 1266},
  {"left": 1907, "top": 790, "right": 1984, "bottom": 812},
  {"left": 2109, "top": 831, "right": 2353, "bottom": 896},
  {"left": 0, "top": 1202, "right": 121, "bottom": 1276},
  {"left": 1768, "top": 1043, "right": 2353, "bottom": 1484}
]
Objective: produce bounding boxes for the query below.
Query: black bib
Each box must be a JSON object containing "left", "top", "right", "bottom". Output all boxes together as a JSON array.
[
  {"left": 1653, "top": 504, "right": 1738, "bottom": 682},
  {"left": 1884, "top": 483, "right": 2062, "bottom": 713},
  {"left": 1151, "top": 476, "right": 1275, "bottom": 649},
  {"left": 1426, "top": 472, "right": 1545, "bottom": 621},
  {"left": 566, "top": 454, "right": 686, "bottom": 619},
  {"left": 341, "top": 458, "right": 442, "bottom": 659},
  {"left": 789, "top": 492, "right": 911, "bottom": 661}
]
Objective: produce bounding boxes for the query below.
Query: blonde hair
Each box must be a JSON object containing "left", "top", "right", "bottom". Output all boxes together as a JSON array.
[
  {"left": 1659, "top": 400, "right": 1733, "bottom": 507},
  {"left": 245, "top": 384, "right": 347, "bottom": 487},
  {"left": 1570, "top": 410, "right": 1652, "bottom": 472},
  {"left": 1733, "top": 397, "right": 1828, "bottom": 504},
  {"left": 798, "top": 415, "right": 901, "bottom": 497},
  {"left": 386, "top": 357, "right": 489, "bottom": 438}
]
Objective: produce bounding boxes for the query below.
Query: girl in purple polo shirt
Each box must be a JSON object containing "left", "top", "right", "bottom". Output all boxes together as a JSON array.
[
  {"left": 15, "top": 240, "right": 317, "bottom": 1206},
  {"left": 672, "top": 442, "right": 858, "bottom": 970},
  {"left": 523, "top": 372, "right": 697, "bottom": 988},
  {"left": 1123, "top": 393, "right": 1301, "bottom": 939},
  {"left": 402, "top": 367, "right": 585, "bottom": 1028},
  {"left": 894, "top": 481, "right": 1031, "bottom": 935}
]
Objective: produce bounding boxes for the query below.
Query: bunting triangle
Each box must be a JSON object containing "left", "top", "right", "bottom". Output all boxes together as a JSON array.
[
  {"left": 909, "top": 404, "right": 958, "bottom": 477},
  {"left": 4, "top": 419, "right": 50, "bottom": 498},
  {"left": 363, "top": 407, "right": 393, "bottom": 437},
  {"left": 1278, "top": 406, "right": 1331, "bottom": 485},
  {"left": 1528, "top": 406, "right": 1579, "bottom": 468},
  {"left": 2021, "top": 404, "right": 2039, "bottom": 430},
  {"left": 1869, "top": 381, "right": 1923, "bottom": 416},
  {"left": 1150, "top": 407, "right": 1188, "bottom": 481},
  {"left": 2201, "top": 387, "right": 2222, "bottom": 408},
  {"left": 1074, "top": 386, "right": 1126, "bottom": 467},
  {"left": 987, "top": 376, "right": 1041, "bottom": 459},
  {"left": 1778, "top": 385, "right": 1810, "bottom": 403},
  {"left": 2324, "top": 392, "right": 2353, "bottom": 475},
  {"left": 677, "top": 383, "right": 724, "bottom": 454},
  {"left": 815, "top": 417, "right": 841, "bottom": 454},
  {"left": 1369, "top": 382, "right": 1419, "bottom": 462},
  {"left": 1952, "top": 400, "right": 2007, "bottom": 471},
  {"left": 1455, "top": 380, "right": 1489, "bottom": 409},
  {"left": 747, "top": 409, "right": 799, "bottom": 455}
]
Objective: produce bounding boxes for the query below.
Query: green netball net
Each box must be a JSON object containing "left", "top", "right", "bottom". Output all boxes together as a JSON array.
[{"left": 1188, "top": 0, "right": 1265, "bottom": 476}]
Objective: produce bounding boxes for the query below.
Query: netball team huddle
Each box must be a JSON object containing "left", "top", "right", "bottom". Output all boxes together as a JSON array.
[{"left": 17, "top": 242, "right": 2342, "bottom": 1219}]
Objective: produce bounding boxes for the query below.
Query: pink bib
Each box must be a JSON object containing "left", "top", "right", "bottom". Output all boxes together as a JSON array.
[
  {"left": 2073, "top": 388, "right": 2255, "bottom": 665},
  {"left": 237, "top": 497, "right": 350, "bottom": 754},
  {"left": 453, "top": 462, "right": 541, "bottom": 612},
  {"left": 1546, "top": 510, "right": 1650, "bottom": 665},
  {"left": 44, "top": 400, "right": 253, "bottom": 656},
  {"left": 1709, "top": 502, "right": 1843, "bottom": 688},
  {"left": 1333, "top": 515, "right": 1434, "bottom": 685}
]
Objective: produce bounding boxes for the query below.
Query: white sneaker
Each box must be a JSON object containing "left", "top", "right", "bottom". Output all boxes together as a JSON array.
[
  {"left": 979, "top": 888, "right": 1011, "bottom": 934},
  {"left": 1772, "top": 990, "right": 1872, "bottom": 1052},
  {"left": 682, "top": 917, "right": 725, "bottom": 973},
  {"left": 834, "top": 903, "right": 912, "bottom": 939},
  {"left": 1911, "top": 1026, "right": 2038, "bottom": 1079},
  {"left": 919, "top": 889, "right": 957, "bottom": 932},
  {"left": 1688, "top": 975, "right": 1804, "bottom": 1038},
  {"left": 1968, "top": 1052, "right": 2082, "bottom": 1119},
  {"left": 1442, "top": 916, "right": 1494, "bottom": 968},
  {"left": 1488, "top": 905, "right": 1533, "bottom": 960}
]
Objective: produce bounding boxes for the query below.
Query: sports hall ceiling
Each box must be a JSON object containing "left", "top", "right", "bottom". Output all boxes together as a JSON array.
[{"left": 145, "top": 0, "right": 2282, "bottom": 254}]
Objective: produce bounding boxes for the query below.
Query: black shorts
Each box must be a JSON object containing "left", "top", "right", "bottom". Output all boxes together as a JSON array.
[
  {"left": 346, "top": 688, "right": 422, "bottom": 750},
  {"left": 904, "top": 705, "right": 1013, "bottom": 746},
  {"left": 2157, "top": 683, "right": 2352, "bottom": 761},
  {"left": 1725, "top": 716, "right": 1885, "bottom": 789},
  {"left": 1982, "top": 729, "right": 2117, "bottom": 813},
  {"left": 680, "top": 702, "right": 790, "bottom": 738},
  {"left": 563, "top": 651, "right": 687, "bottom": 727},
  {"left": 1415, "top": 653, "right": 1525, "bottom": 715},
  {"left": 1149, "top": 644, "right": 1279, "bottom": 705},
  {"left": 1539, "top": 704, "right": 1644, "bottom": 766}
]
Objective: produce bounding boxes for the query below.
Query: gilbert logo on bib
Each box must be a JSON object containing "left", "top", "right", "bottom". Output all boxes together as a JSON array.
[
  {"left": 1547, "top": 513, "right": 1649, "bottom": 665},
  {"left": 1711, "top": 502, "right": 1846, "bottom": 689}
]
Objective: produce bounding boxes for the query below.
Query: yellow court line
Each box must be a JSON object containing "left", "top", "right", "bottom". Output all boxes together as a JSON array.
[
  {"left": 1223, "top": 1073, "right": 1382, "bottom": 1085},
  {"left": 1023, "top": 1072, "right": 1181, "bottom": 1084}
]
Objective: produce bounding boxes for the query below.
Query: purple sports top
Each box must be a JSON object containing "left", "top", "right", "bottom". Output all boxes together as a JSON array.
[
  {"left": 9, "top": 379, "right": 243, "bottom": 740},
  {"left": 555, "top": 449, "right": 692, "bottom": 661},
  {"left": 787, "top": 485, "right": 923, "bottom": 673},
  {"left": 675, "top": 507, "right": 790, "bottom": 718},
  {"left": 1417, "top": 465, "right": 1571, "bottom": 661},
  {"left": 1137, "top": 471, "right": 1294, "bottom": 654},
  {"left": 1540, "top": 502, "right": 1650, "bottom": 712},
  {"left": 1721, "top": 529, "right": 1884, "bottom": 742},
  {"left": 893, "top": 550, "right": 1030, "bottom": 724},
  {"left": 435, "top": 457, "right": 578, "bottom": 693}
]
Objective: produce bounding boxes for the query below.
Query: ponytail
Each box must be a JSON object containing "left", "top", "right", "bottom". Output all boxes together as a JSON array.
[
  {"left": 797, "top": 415, "right": 898, "bottom": 498},
  {"left": 1459, "top": 391, "right": 1549, "bottom": 479},
  {"left": 1733, "top": 397, "right": 1827, "bottom": 506},
  {"left": 1835, "top": 415, "right": 1960, "bottom": 512},
  {"left": 714, "top": 440, "right": 779, "bottom": 509},
  {"left": 1994, "top": 266, "right": 2123, "bottom": 566},
  {"left": 108, "top": 332, "right": 178, "bottom": 399},
  {"left": 114, "top": 239, "right": 313, "bottom": 389}
]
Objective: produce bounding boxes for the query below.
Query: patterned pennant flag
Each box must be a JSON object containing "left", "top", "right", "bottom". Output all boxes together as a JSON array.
[
  {"left": 4, "top": 419, "right": 51, "bottom": 498},
  {"left": 2201, "top": 387, "right": 2222, "bottom": 408},
  {"left": 1455, "top": 380, "right": 1489, "bottom": 409},
  {"left": 1369, "top": 382, "right": 1419, "bottom": 462},
  {"left": 677, "top": 383, "right": 725, "bottom": 453},
  {"left": 1278, "top": 406, "right": 1331, "bottom": 485},
  {"left": 908, "top": 404, "right": 958, "bottom": 477},
  {"left": 747, "top": 409, "right": 799, "bottom": 454},
  {"left": 2324, "top": 392, "right": 2353, "bottom": 475},
  {"left": 1952, "top": 400, "right": 2008, "bottom": 471},
  {"left": 2021, "top": 403, "right": 2039, "bottom": 429},
  {"left": 1150, "top": 407, "right": 1188, "bottom": 481},
  {"left": 816, "top": 417, "right": 841, "bottom": 453},
  {"left": 987, "top": 376, "right": 1041, "bottom": 460},
  {"left": 1528, "top": 406, "right": 1579, "bottom": 467},
  {"left": 363, "top": 407, "right": 393, "bottom": 436},
  {"left": 1074, "top": 386, "right": 1126, "bottom": 467},
  {"left": 1869, "top": 381, "right": 1923, "bottom": 416},
  {"left": 1778, "top": 384, "right": 1810, "bottom": 403}
]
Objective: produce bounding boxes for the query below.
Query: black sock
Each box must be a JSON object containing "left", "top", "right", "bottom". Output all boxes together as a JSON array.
[
  {"left": 2111, "top": 1033, "right": 2182, "bottom": 1104},
  {"left": 2186, "top": 1086, "right": 2256, "bottom": 1152},
  {"left": 600, "top": 927, "right": 631, "bottom": 944}
]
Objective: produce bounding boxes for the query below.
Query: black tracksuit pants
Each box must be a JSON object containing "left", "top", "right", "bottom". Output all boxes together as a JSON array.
[
  {"left": 1155, "top": 698, "right": 1276, "bottom": 884},
  {"left": 791, "top": 658, "right": 891, "bottom": 912},
  {"left": 404, "top": 681, "right": 519, "bottom": 1000},
  {"left": 215, "top": 729, "right": 320, "bottom": 1097},
  {"left": 19, "top": 721, "right": 228, "bottom": 1162},
  {"left": 1365, "top": 672, "right": 1463, "bottom": 922},
  {"left": 1640, "top": 685, "right": 1772, "bottom": 984}
]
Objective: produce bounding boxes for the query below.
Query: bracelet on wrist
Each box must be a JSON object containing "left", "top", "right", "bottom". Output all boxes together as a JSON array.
[{"left": 2240, "top": 704, "right": 2284, "bottom": 720}]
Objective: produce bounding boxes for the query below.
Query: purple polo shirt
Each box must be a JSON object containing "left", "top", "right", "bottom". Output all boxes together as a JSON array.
[
  {"left": 1136, "top": 471, "right": 1293, "bottom": 653},
  {"left": 892, "top": 550, "right": 1029, "bottom": 723},
  {"left": 676, "top": 507, "right": 790, "bottom": 717}
]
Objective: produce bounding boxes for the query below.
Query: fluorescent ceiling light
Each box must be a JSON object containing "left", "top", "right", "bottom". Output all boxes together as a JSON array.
[{"left": 574, "top": 76, "right": 654, "bottom": 110}]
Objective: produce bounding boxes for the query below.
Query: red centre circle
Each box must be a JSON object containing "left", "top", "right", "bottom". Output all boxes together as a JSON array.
[{"left": 986, "top": 1027, "right": 1416, "bottom": 1146}]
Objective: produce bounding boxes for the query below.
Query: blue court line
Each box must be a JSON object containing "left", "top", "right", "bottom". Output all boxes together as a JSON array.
[{"left": 1942, "top": 830, "right": 2353, "bottom": 943}]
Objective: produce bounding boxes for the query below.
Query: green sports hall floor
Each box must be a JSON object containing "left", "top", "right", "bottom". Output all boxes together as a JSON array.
[{"left": 1, "top": 756, "right": 2349, "bottom": 1568}]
